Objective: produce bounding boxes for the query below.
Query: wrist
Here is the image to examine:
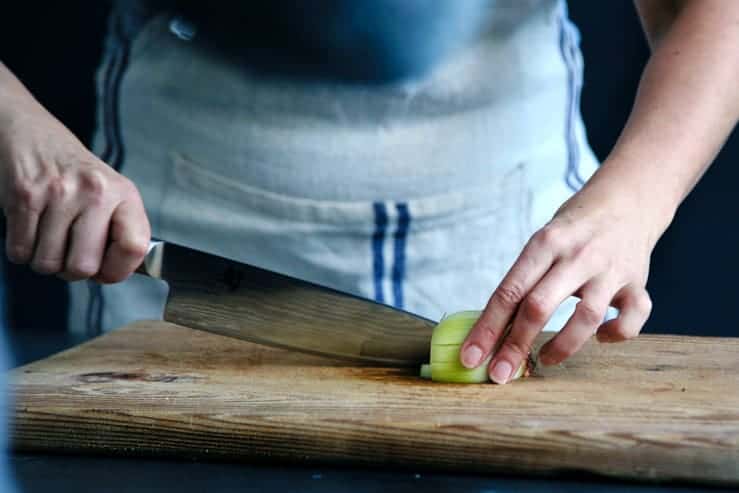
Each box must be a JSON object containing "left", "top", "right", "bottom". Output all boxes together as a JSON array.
[
  {"left": 0, "top": 64, "right": 54, "bottom": 138},
  {"left": 582, "top": 155, "right": 679, "bottom": 243}
]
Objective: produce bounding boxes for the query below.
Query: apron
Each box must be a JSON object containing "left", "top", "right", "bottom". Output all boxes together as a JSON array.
[{"left": 68, "top": 0, "right": 600, "bottom": 335}]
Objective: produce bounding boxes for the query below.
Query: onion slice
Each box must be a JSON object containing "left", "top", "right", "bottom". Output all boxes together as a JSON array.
[{"left": 421, "top": 310, "right": 534, "bottom": 384}]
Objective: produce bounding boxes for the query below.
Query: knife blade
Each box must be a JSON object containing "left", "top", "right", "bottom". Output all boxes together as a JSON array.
[{"left": 137, "top": 241, "right": 435, "bottom": 366}]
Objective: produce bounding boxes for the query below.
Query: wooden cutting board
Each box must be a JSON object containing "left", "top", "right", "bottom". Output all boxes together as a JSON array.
[{"left": 9, "top": 321, "right": 739, "bottom": 485}]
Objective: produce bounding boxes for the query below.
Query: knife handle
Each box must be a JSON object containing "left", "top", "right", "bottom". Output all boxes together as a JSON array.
[
  {"left": 135, "top": 240, "right": 165, "bottom": 279},
  {"left": 1, "top": 215, "right": 164, "bottom": 280}
]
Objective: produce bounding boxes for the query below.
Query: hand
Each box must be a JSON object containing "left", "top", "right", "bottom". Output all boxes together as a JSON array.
[
  {"left": 0, "top": 104, "right": 150, "bottom": 283},
  {"left": 460, "top": 176, "right": 667, "bottom": 383}
]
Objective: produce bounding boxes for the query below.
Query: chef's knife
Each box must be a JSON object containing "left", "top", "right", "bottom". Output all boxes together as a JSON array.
[{"left": 137, "top": 241, "right": 435, "bottom": 366}]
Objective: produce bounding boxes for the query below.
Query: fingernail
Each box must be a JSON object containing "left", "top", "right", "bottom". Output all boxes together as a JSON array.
[
  {"left": 490, "top": 360, "right": 513, "bottom": 384},
  {"left": 461, "top": 345, "right": 483, "bottom": 368}
]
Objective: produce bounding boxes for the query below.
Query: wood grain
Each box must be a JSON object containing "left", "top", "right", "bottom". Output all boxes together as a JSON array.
[{"left": 9, "top": 321, "right": 739, "bottom": 485}]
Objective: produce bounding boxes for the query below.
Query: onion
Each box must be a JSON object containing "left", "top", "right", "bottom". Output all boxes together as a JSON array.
[{"left": 420, "top": 310, "right": 533, "bottom": 383}]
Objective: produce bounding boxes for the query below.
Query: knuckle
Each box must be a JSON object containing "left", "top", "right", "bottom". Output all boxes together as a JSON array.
[
  {"left": 31, "top": 257, "right": 63, "bottom": 275},
  {"left": 611, "top": 327, "right": 630, "bottom": 341},
  {"left": 119, "top": 238, "right": 149, "bottom": 260},
  {"left": 611, "top": 320, "right": 637, "bottom": 340},
  {"left": 522, "top": 293, "right": 550, "bottom": 323},
  {"left": 516, "top": 248, "right": 538, "bottom": 271},
  {"left": 576, "top": 301, "right": 604, "bottom": 326},
  {"left": 48, "top": 176, "right": 72, "bottom": 201},
  {"left": 535, "top": 224, "right": 565, "bottom": 250},
  {"left": 546, "top": 339, "right": 574, "bottom": 360},
  {"left": 634, "top": 291, "right": 653, "bottom": 317},
  {"left": 574, "top": 245, "right": 608, "bottom": 270},
  {"left": 7, "top": 244, "right": 32, "bottom": 264},
  {"left": 79, "top": 169, "right": 107, "bottom": 203},
  {"left": 66, "top": 260, "right": 98, "bottom": 279},
  {"left": 494, "top": 283, "right": 525, "bottom": 309},
  {"left": 478, "top": 323, "right": 499, "bottom": 342},
  {"left": 118, "top": 176, "right": 140, "bottom": 197},
  {"left": 7, "top": 177, "right": 38, "bottom": 212},
  {"left": 503, "top": 339, "right": 533, "bottom": 359},
  {"left": 622, "top": 329, "right": 639, "bottom": 340}
]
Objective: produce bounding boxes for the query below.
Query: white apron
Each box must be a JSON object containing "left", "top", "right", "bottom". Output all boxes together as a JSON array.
[{"left": 69, "top": 0, "right": 599, "bottom": 335}]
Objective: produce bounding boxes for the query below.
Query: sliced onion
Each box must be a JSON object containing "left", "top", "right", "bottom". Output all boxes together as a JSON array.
[
  {"left": 429, "top": 343, "right": 465, "bottom": 363},
  {"left": 430, "top": 310, "right": 482, "bottom": 346},
  {"left": 422, "top": 310, "right": 534, "bottom": 384},
  {"left": 431, "top": 355, "right": 492, "bottom": 383}
]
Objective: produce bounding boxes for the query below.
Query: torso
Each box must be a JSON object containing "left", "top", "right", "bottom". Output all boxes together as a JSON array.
[{"left": 71, "top": 0, "right": 596, "bottom": 332}]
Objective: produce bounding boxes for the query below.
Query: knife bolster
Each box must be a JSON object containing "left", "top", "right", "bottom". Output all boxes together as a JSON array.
[{"left": 135, "top": 241, "right": 165, "bottom": 279}]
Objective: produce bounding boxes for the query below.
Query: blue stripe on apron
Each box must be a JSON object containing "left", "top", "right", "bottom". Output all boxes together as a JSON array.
[
  {"left": 558, "top": 4, "right": 587, "bottom": 192},
  {"left": 392, "top": 203, "right": 410, "bottom": 309},
  {"left": 372, "top": 202, "right": 389, "bottom": 304}
]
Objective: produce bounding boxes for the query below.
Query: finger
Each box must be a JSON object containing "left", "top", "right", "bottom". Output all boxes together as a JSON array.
[
  {"left": 59, "top": 206, "right": 114, "bottom": 282},
  {"left": 488, "top": 258, "right": 593, "bottom": 384},
  {"left": 95, "top": 199, "right": 150, "bottom": 284},
  {"left": 538, "top": 278, "right": 613, "bottom": 365},
  {"left": 30, "top": 180, "right": 78, "bottom": 275},
  {"left": 4, "top": 178, "right": 43, "bottom": 264},
  {"left": 596, "top": 284, "right": 652, "bottom": 343},
  {"left": 460, "top": 229, "right": 559, "bottom": 368},
  {"left": 5, "top": 204, "right": 42, "bottom": 265}
]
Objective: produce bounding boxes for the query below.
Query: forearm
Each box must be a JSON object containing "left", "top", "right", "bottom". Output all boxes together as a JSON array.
[
  {"left": 634, "top": 0, "right": 686, "bottom": 49},
  {"left": 0, "top": 61, "right": 50, "bottom": 131},
  {"left": 587, "top": 0, "right": 739, "bottom": 231}
]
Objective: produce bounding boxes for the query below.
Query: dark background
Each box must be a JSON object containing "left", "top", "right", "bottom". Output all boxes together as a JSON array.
[{"left": 0, "top": 1, "right": 736, "bottom": 348}]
